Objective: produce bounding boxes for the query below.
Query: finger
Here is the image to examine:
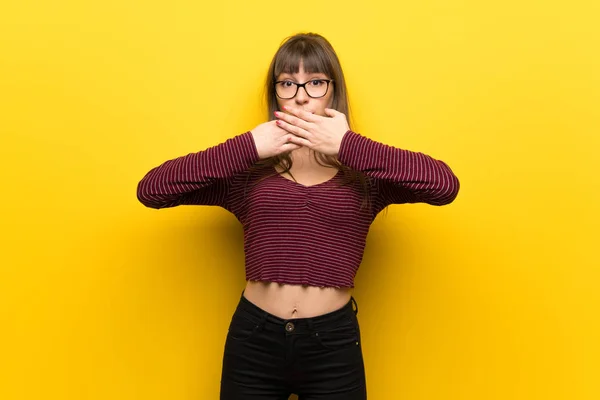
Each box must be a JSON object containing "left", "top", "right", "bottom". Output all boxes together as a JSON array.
[
  {"left": 287, "top": 134, "right": 312, "bottom": 148},
  {"left": 282, "top": 106, "right": 319, "bottom": 123},
  {"left": 275, "top": 119, "right": 310, "bottom": 139},
  {"left": 324, "top": 108, "right": 340, "bottom": 118},
  {"left": 275, "top": 110, "right": 313, "bottom": 131},
  {"left": 284, "top": 142, "right": 302, "bottom": 151}
]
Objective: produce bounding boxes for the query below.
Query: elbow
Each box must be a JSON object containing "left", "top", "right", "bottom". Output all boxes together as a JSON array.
[
  {"left": 441, "top": 173, "right": 460, "bottom": 205},
  {"left": 136, "top": 178, "right": 173, "bottom": 209},
  {"left": 136, "top": 179, "right": 160, "bottom": 209},
  {"left": 431, "top": 169, "right": 460, "bottom": 206}
]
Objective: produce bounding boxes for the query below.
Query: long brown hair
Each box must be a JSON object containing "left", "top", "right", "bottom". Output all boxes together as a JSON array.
[{"left": 246, "top": 32, "right": 372, "bottom": 211}]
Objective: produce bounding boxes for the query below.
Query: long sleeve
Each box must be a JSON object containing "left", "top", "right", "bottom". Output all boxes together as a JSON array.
[
  {"left": 136, "top": 131, "right": 260, "bottom": 209},
  {"left": 337, "top": 130, "right": 460, "bottom": 209}
]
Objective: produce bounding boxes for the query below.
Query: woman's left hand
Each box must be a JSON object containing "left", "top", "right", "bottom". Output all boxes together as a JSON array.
[{"left": 274, "top": 106, "right": 349, "bottom": 156}]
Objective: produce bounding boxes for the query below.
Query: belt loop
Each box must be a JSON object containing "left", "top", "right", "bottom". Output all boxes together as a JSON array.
[
  {"left": 307, "top": 318, "right": 315, "bottom": 334},
  {"left": 256, "top": 312, "right": 267, "bottom": 331},
  {"left": 351, "top": 297, "right": 358, "bottom": 315},
  {"left": 257, "top": 311, "right": 268, "bottom": 331}
]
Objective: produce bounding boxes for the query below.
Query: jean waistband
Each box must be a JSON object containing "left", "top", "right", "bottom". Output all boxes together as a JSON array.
[{"left": 235, "top": 290, "right": 358, "bottom": 333}]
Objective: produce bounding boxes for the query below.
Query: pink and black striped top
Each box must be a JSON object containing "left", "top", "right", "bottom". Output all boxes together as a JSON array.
[{"left": 137, "top": 130, "right": 459, "bottom": 288}]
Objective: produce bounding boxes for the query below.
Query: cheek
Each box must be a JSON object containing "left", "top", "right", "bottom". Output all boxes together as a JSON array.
[
  {"left": 316, "top": 93, "right": 334, "bottom": 114},
  {"left": 276, "top": 98, "right": 291, "bottom": 111},
  {"left": 328, "top": 89, "right": 335, "bottom": 106},
  {"left": 322, "top": 90, "right": 334, "bottom": 110}
]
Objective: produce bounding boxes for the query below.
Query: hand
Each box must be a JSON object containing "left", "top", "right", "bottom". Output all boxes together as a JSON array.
[
  {"left": 274, "top": 106, "right": 349, "bottom": 156},
  {"left": 250, "top": 120, "right": 302, "bottom": 159}
]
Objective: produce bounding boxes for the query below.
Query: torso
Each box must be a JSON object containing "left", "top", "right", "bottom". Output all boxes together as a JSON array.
[
  {"left": 243, "top": 150, "right": 352, "bottom": 319},
  {"left": 273, "top": 162, "right": 339, "bottom": 186},
  {"left": 243, "top": 280, "right": 352, "bottom": 319}
]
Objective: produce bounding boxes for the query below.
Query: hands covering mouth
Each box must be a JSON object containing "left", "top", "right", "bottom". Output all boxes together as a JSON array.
[{"left": 273, "top": 106, "right": 350, "bottom": 156}]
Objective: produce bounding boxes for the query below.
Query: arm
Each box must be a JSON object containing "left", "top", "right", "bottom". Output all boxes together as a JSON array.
[
  {"left": 136, "top": 131, "right": 259, "bottom": 209},
  {"left": 337, "top": 130, "right": 460, "bottom": 207}
]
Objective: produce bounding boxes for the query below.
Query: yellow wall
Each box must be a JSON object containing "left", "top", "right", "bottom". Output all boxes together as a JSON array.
[{"left": 1, "top": 0, "right": 598, "bottom": 399}]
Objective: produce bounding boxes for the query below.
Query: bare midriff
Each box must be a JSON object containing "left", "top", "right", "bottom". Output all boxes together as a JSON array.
[{"left": 243, "top": 280, "right": 353, "bottom": 319}]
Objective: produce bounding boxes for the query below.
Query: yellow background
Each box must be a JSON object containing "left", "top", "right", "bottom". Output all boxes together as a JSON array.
[{"left": 1, "top": 0, "right": 598, "bottom": 399}]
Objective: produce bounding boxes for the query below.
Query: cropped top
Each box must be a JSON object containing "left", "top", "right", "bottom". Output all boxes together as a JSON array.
[{"left": 136, "top": 130, "right": 460, "bottom": 288}]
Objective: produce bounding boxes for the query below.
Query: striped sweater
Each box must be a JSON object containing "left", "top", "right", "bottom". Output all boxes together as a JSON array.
[{"left": 137, "top": 130, "right": 459, "bottom": 288}]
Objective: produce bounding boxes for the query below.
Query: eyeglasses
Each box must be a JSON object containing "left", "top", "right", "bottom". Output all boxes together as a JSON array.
[{"left": 274, "top": 79, "right": 334, "bottom": 99}]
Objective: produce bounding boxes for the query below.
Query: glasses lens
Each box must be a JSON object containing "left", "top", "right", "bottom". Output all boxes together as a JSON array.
[
  {"left": 275, "top": 80, "right": 330, "bottom": 98},
  {"left": 275, "top": 81, "right": 296, "bottom": 99},
  {"left": 305, "top": 80, "right": 329, "bottom": 98}
]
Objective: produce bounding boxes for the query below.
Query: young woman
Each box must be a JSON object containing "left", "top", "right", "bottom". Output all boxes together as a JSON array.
[{"left": 137, "top": 32, "right": 459, "bottom": 400}]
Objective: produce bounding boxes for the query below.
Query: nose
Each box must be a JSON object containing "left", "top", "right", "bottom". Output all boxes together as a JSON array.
[{"left": 294, "top": 86, "right": 309, "bottom": 105}]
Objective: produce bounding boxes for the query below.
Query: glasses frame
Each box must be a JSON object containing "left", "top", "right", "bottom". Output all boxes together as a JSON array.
[{"left": 274, "top": 79, "right": 334, "bottom": 99}]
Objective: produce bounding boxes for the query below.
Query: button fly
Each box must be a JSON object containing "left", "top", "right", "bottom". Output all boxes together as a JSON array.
[{"left": 285, "top": 322, "right": 295, "bottom": 332}]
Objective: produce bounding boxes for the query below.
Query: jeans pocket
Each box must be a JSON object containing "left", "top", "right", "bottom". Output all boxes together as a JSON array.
[
  {"left": 227, "top": 313, "right": 260, "bottom": 342},
  {"left": 313, "top": 317, "right": 360, "bottom": 351}
]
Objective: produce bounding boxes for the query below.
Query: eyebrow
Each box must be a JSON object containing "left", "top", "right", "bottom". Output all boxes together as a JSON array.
[{"left": 277, "top": 73, "right": 328, "bottom": 81}]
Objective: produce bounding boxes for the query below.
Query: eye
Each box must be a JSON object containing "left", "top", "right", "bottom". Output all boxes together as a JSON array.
[
  {"left": 309, "top": 79, "right": 325, "bottom": 86},
  {"left": 279, "top": 81, "right": 295, "bottom": 87}
]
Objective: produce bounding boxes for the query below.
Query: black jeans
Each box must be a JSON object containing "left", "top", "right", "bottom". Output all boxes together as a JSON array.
[{"left": 220, "top": 291, "right": 367, "bottom": 399}]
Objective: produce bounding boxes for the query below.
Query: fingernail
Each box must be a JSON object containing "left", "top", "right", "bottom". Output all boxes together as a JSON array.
[
  {"left": 282, "top": 106, "right": 288, "bottom": 111},
  {"left": 274, "top": 111, "right": 280, "bottom": 116}
]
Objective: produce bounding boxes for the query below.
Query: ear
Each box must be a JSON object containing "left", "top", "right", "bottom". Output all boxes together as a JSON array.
[{"left": 324, "top": 108, "right": 339, "bottom": 118}]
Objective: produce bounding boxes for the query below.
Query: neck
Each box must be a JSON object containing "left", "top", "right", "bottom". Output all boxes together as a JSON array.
[{"left": 290, "top": 147, "right": 314, "bottom": 163}]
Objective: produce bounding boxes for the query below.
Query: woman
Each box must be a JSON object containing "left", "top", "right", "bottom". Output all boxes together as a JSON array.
[{"left": 137, "top": 32, "right": 459, "bottom": 399}]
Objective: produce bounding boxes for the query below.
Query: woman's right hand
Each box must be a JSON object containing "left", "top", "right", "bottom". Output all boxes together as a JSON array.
[{"left": 250, "top": 120, "right": 302, "bottom": 159}]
